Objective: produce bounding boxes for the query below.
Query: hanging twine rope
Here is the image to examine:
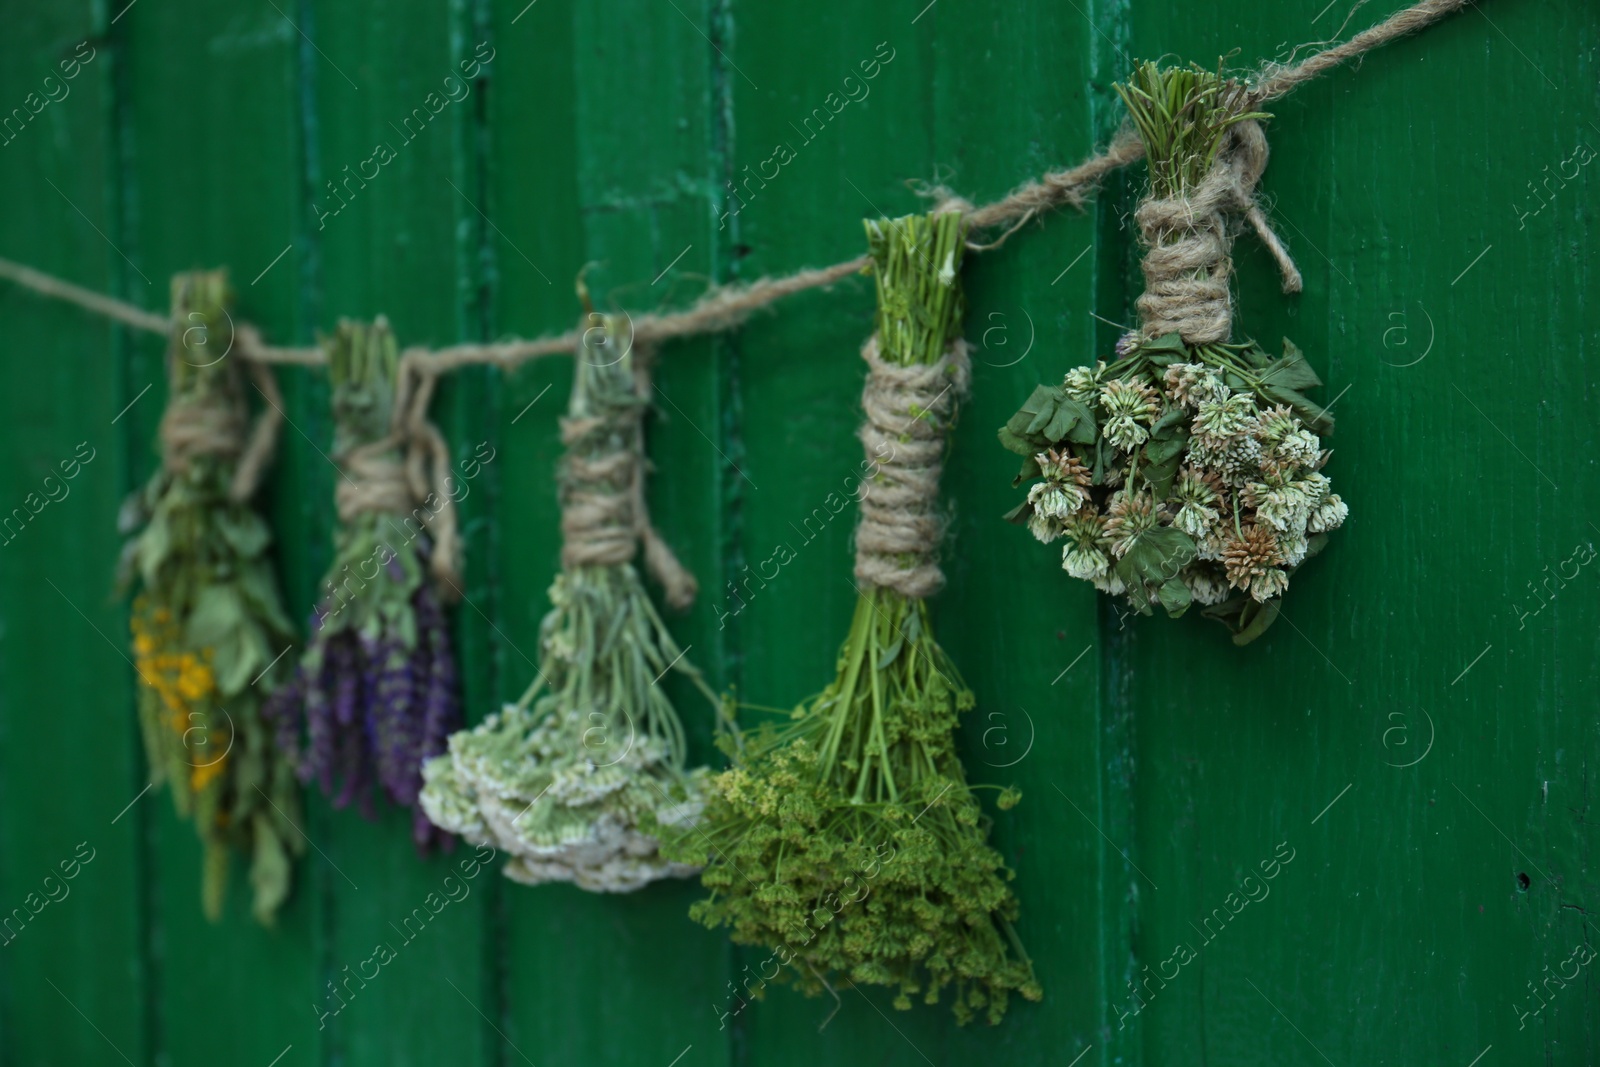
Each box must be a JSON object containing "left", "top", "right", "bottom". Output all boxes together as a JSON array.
[
  {"left": 380, "top": 352, "right": 469, "bottom": 596},
  {"left": 0, "top": 0, "right": 1470, "bottom": 577},
  {"left": 1135, "top": 118, "right": 1302, "bottom": 344},
  {"left": 853, "top": 337, "right": 971, "bottom": 599},
  {"left": 0, "top": 0, "right": 1473, "bottom": 374}
]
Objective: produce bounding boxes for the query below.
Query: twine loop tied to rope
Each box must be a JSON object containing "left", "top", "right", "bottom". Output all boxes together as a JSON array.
[
  {"left": 386, "top": 355, "right": 464, "bottom": 598},
  {"left": 1134, "top": 118, "right": 1302, "bottom": 345},
  {"left": 854, "top": 337, "right": 971, "bottom": 599}
]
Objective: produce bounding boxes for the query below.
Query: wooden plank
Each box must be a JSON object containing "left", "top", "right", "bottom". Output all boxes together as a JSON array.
[
  {"left": 487, "top": 0, "right": 736, "bottom": 1062},
  {"left": 117, "top": 4, "right": 320, "bottom": 1065},
  {"left": 717, "top": 2, "right": 1116, "bottom": 1063},
  {"left": 0, "top": 10, "right": 147, "bottom": 1065},
  {"left": 304, "top": 1, "right": 493, "bottom": 1063},
  {"left": 0, "top": 3, "right": 1592, "bottom": 1066},
  {"left": 1117, "top": 2, "right": 1600, "bottom": 1065}
]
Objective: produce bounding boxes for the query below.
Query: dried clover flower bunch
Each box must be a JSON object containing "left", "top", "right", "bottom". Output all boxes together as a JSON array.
[
  {"left": 120, "top": 271, "right": 303, "bottom": 923},
  {"left": 262, "top": 320, "right": 462, "bottom": 852},
  {"left": 665, "top": 213, "right": 1041, "bottom": 1025},
  {"left": 1002, "top": 62, "right": 1347, "bottom": 643},
  {"left": 421, "top": 313, "right": 717, "bottom": 892},
  {"left": 1001, "top": 332, "right": 1346, "bottom": 643}
]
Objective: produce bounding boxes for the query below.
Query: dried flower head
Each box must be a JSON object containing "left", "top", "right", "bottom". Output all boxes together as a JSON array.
[
  {"left": 1163, "top": 362, "right": 1225, "bottom": 408},
  {"left": 1181, "top": 564, "right": 1233, "bottom": 606},
  {"left": 1193, "top": 392, "right": 1258, "bottom": 445},
  {"left": 1103, "top": 492, "right": 1160, "bottom": 558},
  {"left": 1001, "top": 328, "right": 1347, "bottom": 642},
  {"left": 1307, "top": 494, "right": 1349, "bottom": 534},
  {"left": 1171, "top": 467, "right": 1222, "bottom": 538},
  {"left": 1222, "top": 524, "right": 1288, "bottom": 601},
  {"left": 1063, "top": 362, "right": 1106, "bottom": 405},
  {"left": 1101, "top": 379, "right": 1161, "bottom": 450},
  {"left": 1061, "top": 511, "right": 1110, "bottom": 579}
]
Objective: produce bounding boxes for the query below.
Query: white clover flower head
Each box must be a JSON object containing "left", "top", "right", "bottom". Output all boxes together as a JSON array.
[
  {"left": 1100, "top": 378, "right": 1159, "bottom": 422},
  {"left": 1104, "top": 415, "right": 1149, "bottom": 451},
  {"left": 1028, "top": 481, "right": 1083, "bottom": 521},
  {"left": 1181, "top": 565, "right": 1233, "bottom": 606},
  {"left": 1278, "top": 530, "right": 1309, "bottom": 568},
  {"left": 1248, "top": 567, "right": 1290, "bottom": 601},
  {"left": 1114, "top": 331, "right": 1140, "bottom": 358},
  {"left": 1174, "top": 499, "right": 1220, "bottom": 539},
  {"left": 1037, "top": 447, "right": 1091, "bottom": 488},
  {"left": 1028, "top": 509, "right": 1063, "bottom": 545},
  {"left": 1090, "top": 570, "right": 1127, "bottom": 596},
  {"left": 1273, "top": 430, "right": 1320, "bottom": 470},
  {"left": 1162, "top": 363, "right": 1224, "bottom": 408},
  {"left": 1252, "top": 404, "right": 1298, "bottom": 445},
  {"left": 1251, "top": 480, "right": 1310, "bottom": 533},
  {"left": 1100, "top": 379, "right": 1159, "bottom": 452},
  {"left": 1307, "top": 494, "right": 1349, "bottom": 534},
  {"left": 1061, "top": 512, "right": 1109, "bottom": 579},
  {"left": 1222, "top": 523, "right": 1285, "bottom": 594},
  {"left": 1063, "top": 541, "right": 1109, "bottom": 580},
  {"left": 1193, "top": 392, "right": 1258, "bottom": 443},
  {"left": 1212, "top": 435, "right": 1265, "bottom": 487},
  {"left": 1103, "top": 492, "right": 1160, "bottom": 558},
  {"left": 1063, "top": 363, "right": 1105, "bottom": 404},
  {"left": 1297, "top": 472, "right": 1332, "bottom": 508}
]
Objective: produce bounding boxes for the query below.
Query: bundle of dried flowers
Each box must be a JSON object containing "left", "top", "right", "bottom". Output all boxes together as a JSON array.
[
  {"left": 420, "top": 309, "right": 716, "bottom": 892},
  {"left": 665, "top": 213, "right": 1041, "bottom": 1025},
  {"left": 121, "top": 270, "right": 303, "bottom": 922},
  {"left": 1002, "top": 62, "right": 1346, "bottom": 643},
  {"left": 262, "top": 319, "right": 462, "bottom": 851}
]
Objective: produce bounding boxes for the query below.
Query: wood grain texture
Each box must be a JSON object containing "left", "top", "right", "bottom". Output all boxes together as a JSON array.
[
  {"left": 0, "top": 0, "right": 1594, "bottom": 1065},
  {"left": 119, "top": 4, "right": 319, "bottom": 1065},
  {"left": 0, "top": 10, "right": 144, "bottom": 1067},
  {"left": 1117, "top": 3, "right": 1600, "bottom": 1065}
]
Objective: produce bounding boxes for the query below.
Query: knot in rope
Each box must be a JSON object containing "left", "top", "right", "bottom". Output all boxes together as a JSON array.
[{"left": 1134, "top": 119, "right": 1302, "bottom": 345}]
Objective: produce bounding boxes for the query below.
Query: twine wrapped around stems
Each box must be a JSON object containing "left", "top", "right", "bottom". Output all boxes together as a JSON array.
[
  {"left": 1134, "top": 117, "right": 1301, "bottom": 345},
  {"left": 556, "top": 323, "right": 697, "bottom": 609},
  {"left": 158, "top": 271, "right": 286, "bottom": 503},
  {"left": 852, "top": 337, "right": 970, "bottom": 599}
]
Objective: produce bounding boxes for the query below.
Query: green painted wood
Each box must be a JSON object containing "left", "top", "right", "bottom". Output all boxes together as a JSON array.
[
  {"left": 0, "top": 10, "right": 146, "bottom": 1067},
  {"left": 1115, "top": 3, "right": 1600, "bottom": 1066},
  {"left": 722, "top": 3, "right": 1118, "bottom": 1064},
  {"left": 118, "top": 4, "right": 321, "bottom": 1066},
  {"left": 305, "top": 2, "right": 493, "bottom": 1064},
  {"left": 488, "top": 0, "right": 736, "bottom": 1061},
  {"left": 0, "top": 1, "right": 1596, "bottom": 1065}
]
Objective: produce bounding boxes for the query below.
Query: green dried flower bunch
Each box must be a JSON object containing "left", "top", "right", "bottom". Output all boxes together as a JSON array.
[
  {"left": 120, "top": 270, "right": 304, "bottom": 923},
  {"left": 421, "top": 312, "right": 718, "bottom": 892},
  {"left": 666, "top": 213, "right": 1041, "bottom": 1025},
  {"left": 1000, "top": 63, "right": 1347, "bottom": 644}
]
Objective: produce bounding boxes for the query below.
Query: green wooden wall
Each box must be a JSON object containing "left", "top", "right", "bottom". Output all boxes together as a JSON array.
[{"left": 0, "top": 1, "right": 1595, "bottom": 1064}]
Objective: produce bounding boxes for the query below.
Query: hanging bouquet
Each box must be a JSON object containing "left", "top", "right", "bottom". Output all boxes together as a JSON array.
[
  {"left": 664, "top": 213, "right": 1041, "bottom": 1025},
  {"left": 1001, "top": 62, "right": 1346, "bottom": 643},
  {"left": 121, "top": 270, "right": 303, "bottom": 923},
  {"left": 262, "top": 319, "right": 462, "bottom": 851},
  {"left": 421, "top": 309, "right": 717, "bottom": 892}
]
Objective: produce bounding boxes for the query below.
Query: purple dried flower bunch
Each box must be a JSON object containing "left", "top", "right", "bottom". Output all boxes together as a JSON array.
[{"left": 264, "top": 319, "right": 463, "bottom": 851}]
